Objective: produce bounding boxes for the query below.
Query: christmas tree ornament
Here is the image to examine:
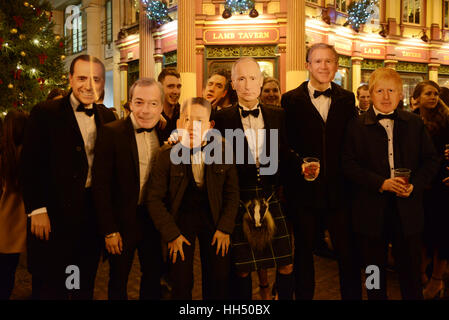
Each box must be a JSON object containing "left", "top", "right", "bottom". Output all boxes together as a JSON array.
[
  {"left": 346, "top": 0, "right": 378, "bottom": 32},
  {"left": 55, "top": 35, "right": 60, "bottom": 41},
  {"left": 1, "top": 0, "right": 66, "bottom": 111},
  {"left": 61, "top": 75, "right": 66, "bottom": 79},
  {"left": 142, "top": 0, "right": 172, "bottom": 26},
  {"left": 38, "top": 53, "right": 48, "bottom": 64},
  {"left": 0, "top": 79, "right": 3, "bottom": 85},
  {"left": 59, "top": 41, "right": 64, "bottom": 48},
  {"left": 13, "top": 16, "right": 25, "bottom": 28},
  {"left": 60, "top": 55, "right": 66, "bottom": 60},
  {"left": 225, "top": 0, "right": 255, "bottom": 15},
  {"left": 37, "top": 77, "right": 45, "bottom": 90},
  {"left": 13, "top": 69, "right": 22, "bottom": 80}
]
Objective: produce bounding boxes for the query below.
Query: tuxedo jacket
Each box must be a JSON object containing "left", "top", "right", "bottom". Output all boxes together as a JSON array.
[
  {"left": 92, "top": 117, "right": 163, "bottom": 247},
  {"left": 146, "top": 142, "right": 240, "bottom": 243},
  {"left": 281, "top": 81, "right": 358, "bottom": 210},
  {"left": 20, "top": 94, "right": 116, "bottom": 239},
  {"left": 212, "top": 104, "right": 289, "bottom": 188},
  {"left": 342, "top": 107, "right": 440, "bottom": 237}
]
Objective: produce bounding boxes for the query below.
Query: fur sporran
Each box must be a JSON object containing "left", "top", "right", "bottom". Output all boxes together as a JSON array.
[{"left": 242, "top": 194, "right": 276, "bottom": 252}]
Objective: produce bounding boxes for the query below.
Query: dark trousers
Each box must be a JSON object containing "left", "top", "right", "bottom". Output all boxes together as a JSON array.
[
  {"left": 108, "top": 207, "right": 163, "bottom": 300},
  {"left": 293, "top": 208, "right": 362, "bottom": 300},
  {"left": 169, "top": 219, "right": 230, "bottom": 300},
  {"left": 0, "top": 253, "right": 20, "bottom": 300},
  {"left": 28, "top": 189, "right": 101, "bottom": 300},
  {"left": 357, "top": 206, "right": 423, "bottom": 300}
]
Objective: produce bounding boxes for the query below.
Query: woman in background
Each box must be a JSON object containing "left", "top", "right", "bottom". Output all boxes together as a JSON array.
[
  {"left": 0, "top": 110, "right": 29, "bottom": 299},
  {"left": 413, "top": 81, "right": 449, "bottom": 299},
  {"left": 260, "top": 77, "right": 281, "bottom": 107}
]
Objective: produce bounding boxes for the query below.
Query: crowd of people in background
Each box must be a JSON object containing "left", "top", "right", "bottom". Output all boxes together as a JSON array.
[{"left": 1, "top": 42, "right": 449, "bottom": 301}]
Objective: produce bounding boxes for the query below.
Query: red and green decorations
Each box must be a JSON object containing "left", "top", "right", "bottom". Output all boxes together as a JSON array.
[{"left": 0, "top": 0, "right": 67, "bottom": 112}]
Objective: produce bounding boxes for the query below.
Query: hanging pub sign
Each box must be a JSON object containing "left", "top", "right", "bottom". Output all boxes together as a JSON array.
[{"left": 203, "top": 27, "right": 279, "bottom": 44}]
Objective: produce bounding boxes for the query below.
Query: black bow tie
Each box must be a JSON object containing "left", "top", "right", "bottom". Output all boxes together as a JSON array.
[
  {"left": 313, "top": 88, "right": 332, "bottom": 99},
  {"left": 76, "top": 104, "right": 95, "bottom": 117},
  {"left": 136, "top": 127, "right": 154, "bottom": 134},
  {"left": 376, "top": 112, "right": 397, "bottom": 121},
  {"left": 239, "top": 106, "right": 260, "bottom": 118}
]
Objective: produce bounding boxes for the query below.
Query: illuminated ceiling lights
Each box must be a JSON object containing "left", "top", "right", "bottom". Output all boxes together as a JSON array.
[{"left": 222, "top": 0, "right": 258, "bottom": 19}]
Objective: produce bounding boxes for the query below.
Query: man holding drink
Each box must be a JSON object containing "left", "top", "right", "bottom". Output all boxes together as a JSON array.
[
  {"left": 342, "top": 67, "right": 440, "bottom": 299},
  {"left": 282, "top": 43, "right": 361, "bottom": 300}
]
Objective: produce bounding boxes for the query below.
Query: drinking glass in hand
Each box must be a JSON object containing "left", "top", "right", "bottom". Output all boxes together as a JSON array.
[
  {"left": 303, "top": 157, "right": 320, "bottom": 182},
  {"left": 394, "top": 168, "right": 411, "bottom": 186}
]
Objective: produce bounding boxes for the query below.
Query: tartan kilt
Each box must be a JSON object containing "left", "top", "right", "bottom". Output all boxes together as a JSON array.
[{"left": 231, "top": 186, "right": 293, "bottom": 273}]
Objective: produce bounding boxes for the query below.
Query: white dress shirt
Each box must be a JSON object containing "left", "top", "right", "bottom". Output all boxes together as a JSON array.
[
  {"left": 191, "top": 150, "right": 205, "bottom": 188},
  {"left": 29, "top": 93, "right": 97, "bottom": 217},
  {"left": 70, "top": 93, "right": 97, "bottom": 188},
  {"left": 239, "top": 102, "right": 265, "bottom": 166},
  {"left": 130, "top": 113, "right": 160, "bottom": 204},
  {"left": 373, "top": 107, "right": 395, "bottom": 178},
  {"left": 307, "top": 81, "right": 332, "bottom": 122}
]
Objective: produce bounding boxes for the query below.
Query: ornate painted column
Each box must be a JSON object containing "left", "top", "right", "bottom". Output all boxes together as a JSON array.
[
  {"left": 139, "top": 0, "right": 155, "bottom": 77},
  {"left": 177, "top": 0, "right": 197, "bottom": 104},
  {"left": 119, "top": 63, "right": 128, "bottom": 109},
  {"left": 286, "top": 0, "right": 307, "bottom": 91},
  {"left": 84, "top": 0, "right": 103, "bottom": 59},
  {"left": 351, "top": 57, "right": 363, "bottom": 96},
  {"left": 429, "top": 64, "right": 440, "bottom": 83}
]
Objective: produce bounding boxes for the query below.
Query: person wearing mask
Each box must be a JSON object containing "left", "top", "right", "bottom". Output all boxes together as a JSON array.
[
  {"left": 342, "top": 68, "right": 439, "bottom": 299},
  {"left": 20, "top": 55, "right": 116, "bottom": 299}
]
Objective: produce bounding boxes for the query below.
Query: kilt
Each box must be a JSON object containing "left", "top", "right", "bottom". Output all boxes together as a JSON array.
[{"left": 231, "top": 185, "right": 293, "bottom": 273}]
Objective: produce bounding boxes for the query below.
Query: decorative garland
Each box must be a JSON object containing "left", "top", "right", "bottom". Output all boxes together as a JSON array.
[
  {"left": 142, "top": 0, "right": 172, "bottom": 25},
  {"left": 346, "top": 0, "right": 378, "bottom": 32},
  {"left": 225, "top": 0, "right": 255, "bottom": 14}
]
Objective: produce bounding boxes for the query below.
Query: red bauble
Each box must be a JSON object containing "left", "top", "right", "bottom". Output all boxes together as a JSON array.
[
  {"left": 38, "top": 53, "right": 48, "bottom": 64},
  {"left": 59, "top": 41, "right": 64, "bottom": 48},
  {"left": 13, "top": 16, "right": 25, "bottom": 28}
]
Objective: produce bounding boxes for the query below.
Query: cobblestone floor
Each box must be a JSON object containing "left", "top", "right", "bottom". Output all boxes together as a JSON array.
[{"left": 9, "top": 238, "right": 411, "bottom": 300}]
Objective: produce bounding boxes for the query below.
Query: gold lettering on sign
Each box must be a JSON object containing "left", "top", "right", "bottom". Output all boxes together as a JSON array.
[
  {"left": 402, "top": 51, "right": 421, "bottom": 58},
  {"left": 363, "top": 48, "right": 381, "bottom": 54},
  {"left": 237, "top": 32, "right": 270, "bottom": 40},
  {"left": 213, "top": 32, "right": 235, "bottom": 40}
]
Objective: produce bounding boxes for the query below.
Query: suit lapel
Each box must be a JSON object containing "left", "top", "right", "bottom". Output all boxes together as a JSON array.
[
  {"left": 62, "top": 95, "right": 87, "bottom": 153},
  {"left": 300, "top": 82, "right": 325, "bottom": 125},
  {"left": 125, "top": 117, "right": 140, "bottom": 183},
  {"left": 326, "top": 83, "right": 341, "bottom": 124},
  {"left": 393, "top": 114, "right": 408, "bottom": 169}
]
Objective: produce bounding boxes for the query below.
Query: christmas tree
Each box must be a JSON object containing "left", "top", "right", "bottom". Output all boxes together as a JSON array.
[{"left": 0, "top": 0, "right": 67, "bottom": 113}]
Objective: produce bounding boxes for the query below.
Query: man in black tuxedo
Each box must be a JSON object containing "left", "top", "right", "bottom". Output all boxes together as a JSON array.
[
  {"left": 92, "top": 78, "right": 164, "bottom": 300},
  {"left": 281, "top": 43, "right": 361, "bottom": 300},
  {"left": 214, "top": 57, "right": 294, "bottom": 300},
  {"left": 342, "top": 68, "right": 439, "bottom": 299},
  {"left": 21, "top": 55, "right": 116, "bottom": 299}
]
